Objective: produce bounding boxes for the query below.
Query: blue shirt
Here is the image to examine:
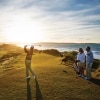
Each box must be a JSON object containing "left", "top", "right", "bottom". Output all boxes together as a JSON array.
[{"left": 86, "top": 51, "right": 94, "bottom": 63}]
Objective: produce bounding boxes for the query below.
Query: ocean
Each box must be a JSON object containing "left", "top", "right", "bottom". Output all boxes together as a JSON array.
[{"left": 35, "top": 43, "right": 100, "bottom": 60}]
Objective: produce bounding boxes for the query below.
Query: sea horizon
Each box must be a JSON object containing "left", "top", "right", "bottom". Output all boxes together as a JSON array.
[
  {"left": 0, "top": 42, "right": 100, "bottom": 60},
  {"left": 35, "top": 42, "right": 100, "bottom": 60}
]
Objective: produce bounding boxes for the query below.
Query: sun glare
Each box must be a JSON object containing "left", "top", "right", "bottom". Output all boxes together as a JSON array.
[{"left": 4, "top": 17, "right": 46, "bottom": 45}]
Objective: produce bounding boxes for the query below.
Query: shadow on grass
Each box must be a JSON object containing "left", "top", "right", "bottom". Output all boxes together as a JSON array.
[
  {"left": 26, "top": 78, "right": 43, "bottom": 100},
  {"left": 89, "top": 78, "right": 100, "bottom": 86},
  {"left": 27, "top": 78, "right": 32, "bottom": 100},
  {"left": 35, "top": 79, "right": 43, "bottom": 100}
]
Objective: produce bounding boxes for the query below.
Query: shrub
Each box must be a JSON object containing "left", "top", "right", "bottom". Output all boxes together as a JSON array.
[
  {"left": 92, "top": 59, "right": 100, "bottom": 69},
  {"left": 61, "top": 51, "right": 77, "bottom": 61},
  {"left": 43, "top": 49, "right": 61, "bottom": 57}
]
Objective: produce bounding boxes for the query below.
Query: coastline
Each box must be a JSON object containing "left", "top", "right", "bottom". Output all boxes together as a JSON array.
[{"left": 0, "top": 43, "right": 100, "bottom": 60}]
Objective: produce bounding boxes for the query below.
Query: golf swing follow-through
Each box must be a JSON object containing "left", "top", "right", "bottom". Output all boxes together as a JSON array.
[{"left": 24, "top": 45, "right": 38, "bottom": 79}]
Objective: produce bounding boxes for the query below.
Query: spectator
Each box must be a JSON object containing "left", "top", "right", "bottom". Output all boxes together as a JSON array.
[
  {"left": 84, "top": 46, "right": 94, "bottom": 80},
  {"left": 76, "top": 48, "right": 85, "bottom": 78}
]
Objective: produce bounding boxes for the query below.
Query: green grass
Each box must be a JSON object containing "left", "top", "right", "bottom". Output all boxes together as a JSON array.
[{"left": 0, "top": 51, "right": 100, "bottom": 100}]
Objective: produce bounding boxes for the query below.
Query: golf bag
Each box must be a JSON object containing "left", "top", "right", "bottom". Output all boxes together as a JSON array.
[{"left": 73, "top": 63, "right": 80, "bottom": 74}]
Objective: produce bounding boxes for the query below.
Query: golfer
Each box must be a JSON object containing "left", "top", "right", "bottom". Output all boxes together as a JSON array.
[{"left": 24, "top": 45, "right": 36, "bottom": 79}]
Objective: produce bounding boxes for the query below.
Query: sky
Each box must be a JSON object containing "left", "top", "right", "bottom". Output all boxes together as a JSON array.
[{"left": 0, "top": 0, "right": 100, "bottom": 43}]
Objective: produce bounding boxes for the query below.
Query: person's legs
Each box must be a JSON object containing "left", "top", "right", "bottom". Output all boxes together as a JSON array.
[
  {"left": 86, "top": 62, "right": 89, "bottom": 78},
  {"left": 29, "top": 66, "right": 35, "bottom": 76},
  {"left": 81, "top": 63, "right": 85, "bottom": 77},
  {"left": 88, "top": 63, "right": 93, "bottom": 79},
  {"left": 79, "top": 66, "right": 82, "bottom": 75},
  {"left": 25, "top": 60, "right": 31, "bottom": 77},
  {"left": 86, "top": 62, "right": 93, "bottom": 79},
  {"left": 77, "top": 62, "right": 85, "bottom": 77},
  {"left": 28, "top": 60, "right": 36, "bottom": 77},
  {"left": 81, "top": 67, "right": 84, "bottom": 77}
]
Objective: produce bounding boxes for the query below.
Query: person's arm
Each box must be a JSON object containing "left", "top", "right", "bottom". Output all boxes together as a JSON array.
[
  {"left": 76, "top": 53, "right": 80, "bottom": 62},
  {"left": 24, "top": 45, "right": 28, "bottom": 53},
  {"left": 90, "top": 52, "right": 94, "bottom": 62}
]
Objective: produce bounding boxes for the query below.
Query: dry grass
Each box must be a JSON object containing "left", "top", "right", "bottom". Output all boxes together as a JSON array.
[{"left": 0, "top": 46, "right": 100, "bottom": 100}]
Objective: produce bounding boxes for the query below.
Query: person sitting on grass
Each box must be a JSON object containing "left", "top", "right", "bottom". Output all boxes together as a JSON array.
[
  {"left": 24, "top": 45, "right": 36, "bottom": 79},
  {"left": 76, "top": 48, "right": 85, "bottom": 78}
]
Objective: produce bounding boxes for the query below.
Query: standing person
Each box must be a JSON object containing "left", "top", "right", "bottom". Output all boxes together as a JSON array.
[
  {"left": 76, "top": 48, "right": 85, "bottom": 78},
  {"left": 85, "top": 46, "right": 94, "bottom": 80},
  {"left": 24, "top": 45, "right": 36, "bottom": 79}
]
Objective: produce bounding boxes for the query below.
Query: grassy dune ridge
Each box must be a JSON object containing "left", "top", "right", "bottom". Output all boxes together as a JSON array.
[{"left": 0, "top": 44, "right": 100, "bottom": 100}]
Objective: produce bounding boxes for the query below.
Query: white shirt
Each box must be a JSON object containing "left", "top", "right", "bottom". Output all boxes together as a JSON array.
[{"left": 77, "top": 52, "right": 85, "bottom": 63}]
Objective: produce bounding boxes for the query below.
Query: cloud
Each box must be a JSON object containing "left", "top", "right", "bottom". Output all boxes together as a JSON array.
[{"left": 0, "top": 0, "right": 100, "bottom": 43}]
